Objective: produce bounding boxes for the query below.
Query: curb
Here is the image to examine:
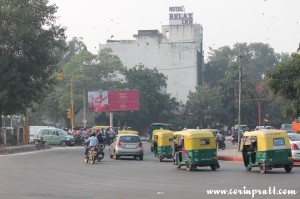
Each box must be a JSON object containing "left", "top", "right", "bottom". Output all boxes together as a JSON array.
[
  {"left": 0, "top": 145, "right": 37, "bottom": 155},
  {"left": 218, "top": 155, "right": 243, "bottom": 162}
]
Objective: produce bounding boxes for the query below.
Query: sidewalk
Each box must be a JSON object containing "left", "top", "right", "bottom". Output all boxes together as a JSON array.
[
  {"left": 217, "top": 148, "right": 243, "bottom": 162},
  {"left": 0, "top": 144, "right": 45, "bottom": 155}
]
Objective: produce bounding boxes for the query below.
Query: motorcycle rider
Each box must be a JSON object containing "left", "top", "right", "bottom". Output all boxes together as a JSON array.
[
  {"left": 231, "top": 130, "right": 238, "bottom": 144},
  {"left": 84, "top": 132, "right": 99, "bottom": 157},
  {"left": 215, "top": 130, "right": 225, "bottom": 149}
]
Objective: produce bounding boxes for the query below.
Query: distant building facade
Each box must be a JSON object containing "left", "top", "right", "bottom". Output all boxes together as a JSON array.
[{"left": 99, "top": 7, "right": 203, "bottom": 102}]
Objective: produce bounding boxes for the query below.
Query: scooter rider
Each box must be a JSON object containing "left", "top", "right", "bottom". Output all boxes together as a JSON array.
[{"left": 84, "top": 132, "right": 99, "bottom": 157}]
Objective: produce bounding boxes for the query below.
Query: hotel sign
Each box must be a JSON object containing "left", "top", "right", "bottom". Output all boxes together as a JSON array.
[{"left": 169, "top": 6, "right": 193, "bottom": 25}]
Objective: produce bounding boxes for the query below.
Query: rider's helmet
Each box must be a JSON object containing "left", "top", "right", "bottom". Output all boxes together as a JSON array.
[{"left": 91, "top": 132, "right": 96, "bottom": 137}]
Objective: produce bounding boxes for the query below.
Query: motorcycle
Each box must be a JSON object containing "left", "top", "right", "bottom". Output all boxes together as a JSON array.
[
  {"left": 35, "top": 138, "right": 46, "bottom": 150},
  {"left": 84, "top": 143, "right": 105, "bottom": 164},
  {"left": 231, "top": 135, "right": 238, "bottom": 145},
  {"left": 217, "top": 137, "right": 226, "bottom": 150},
  {"left": 74, "top": 134, "right": 85, "bottom": 146}
]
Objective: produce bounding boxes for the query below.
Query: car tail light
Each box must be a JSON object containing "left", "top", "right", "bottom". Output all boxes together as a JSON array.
[
  {"left": 138, "top": 142, "right": 143, "bottom": 148},
  {"left": 291, "top": 143, "right": 299, "bottom": 150}
]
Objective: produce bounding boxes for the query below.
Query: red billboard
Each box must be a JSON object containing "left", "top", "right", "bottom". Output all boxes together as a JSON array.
[{"left": 88, "top": 90, "right": 139, "bottom": 112}]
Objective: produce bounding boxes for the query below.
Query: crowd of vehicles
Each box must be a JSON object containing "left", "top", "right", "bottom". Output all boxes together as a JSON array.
[{"left": 29, "top": 123, "right": 299, "bottom": 173}]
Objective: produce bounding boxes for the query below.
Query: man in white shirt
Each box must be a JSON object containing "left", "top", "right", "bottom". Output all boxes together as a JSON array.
[{"left": 84, "top": 132, "right": 99, "bottom": 157}]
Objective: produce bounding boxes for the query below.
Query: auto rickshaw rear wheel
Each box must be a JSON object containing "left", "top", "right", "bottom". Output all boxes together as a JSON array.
[
  {"left": 159, "top": 156, "right": 162, "bottom": 162},
  {"left": 211, "top": 164, "right": 217, "bottom": 171},
  {"left": 246, "top": 165, "right": 252, "bottom": 172},
  {"left": 259, "top": 163, "right": 266, "bottom": 174},
  {"left": 186, "top": 163, "right": 193, "bottom": 171},
  {"left": 284, "top": 164, "right": 293, "bottom": 173}
]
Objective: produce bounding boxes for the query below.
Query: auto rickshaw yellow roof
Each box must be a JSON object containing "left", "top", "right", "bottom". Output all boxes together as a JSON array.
[
  {"left": 243, "top": 130, "right": 288, "bottom": 138},
  {"left": 153, "top": 130, "right": 173, "bottom": 137},
  {"left": 173, "top": 129, "right": 214, "bottom": 138}
]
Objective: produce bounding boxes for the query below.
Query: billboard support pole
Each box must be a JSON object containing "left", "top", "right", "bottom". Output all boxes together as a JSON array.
[{"left": 109, "top": 112, "right": 113, "bottom": 127}]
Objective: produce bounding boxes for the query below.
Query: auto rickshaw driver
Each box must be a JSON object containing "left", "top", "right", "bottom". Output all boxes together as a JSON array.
[{"left": 174, "top": 137, "right": 184, "bottom": 164}]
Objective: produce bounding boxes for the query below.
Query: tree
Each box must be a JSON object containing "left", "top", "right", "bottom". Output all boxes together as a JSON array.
[
  {"left": 202, "top": 42, "right": 290, "bottom": 128},
  {"left": 28, "top": 47, "right": 125, "bottom": 127},
  {"left": 186, "top": 86, "right": 221, "bottom": 128},
  {"left": 267, "top": 52, "right": 300, "bottom": 118},
  {"left": 0, "top": 0, "right": 66, "bottom": 127}
]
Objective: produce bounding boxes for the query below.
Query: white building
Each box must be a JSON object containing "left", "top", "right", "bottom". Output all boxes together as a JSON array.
[{"left": 99, "top": 14, "right": 203, "bottom": 103}]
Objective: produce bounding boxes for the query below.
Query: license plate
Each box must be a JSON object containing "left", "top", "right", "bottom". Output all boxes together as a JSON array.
[{"left": 125, "top": 144, "right": 135, "bottom": 149}]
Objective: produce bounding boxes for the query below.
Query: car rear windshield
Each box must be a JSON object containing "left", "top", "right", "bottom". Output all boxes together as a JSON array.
[
  {"left": 289, "top": 134, "right": 300, "bottom": 141},
  {"left": 119, "top": 136, "right": 140, "bottom": 143}
]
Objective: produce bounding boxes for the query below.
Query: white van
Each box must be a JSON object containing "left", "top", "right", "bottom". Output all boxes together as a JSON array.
[{"left": 29, "top": 126, "right": 55, "bottom": 143}]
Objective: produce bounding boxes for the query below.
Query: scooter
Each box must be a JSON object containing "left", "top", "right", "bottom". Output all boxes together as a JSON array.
[{"left": 84, "top": 143, "right": 105, "bottom": 164}]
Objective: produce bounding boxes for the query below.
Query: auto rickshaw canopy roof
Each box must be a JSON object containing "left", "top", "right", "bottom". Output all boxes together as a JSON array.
[
  {"left": 242, "top": 130, "right": 291, "bottom": 151},
  {"left": 153, "top": 130, "right": 173, "bottom": 136},
  {"left": 243, "top": 130, "right": 288, "bottom": 138},
  {"left": 173, "top": 129, "right": 215, "bottom": 139}
]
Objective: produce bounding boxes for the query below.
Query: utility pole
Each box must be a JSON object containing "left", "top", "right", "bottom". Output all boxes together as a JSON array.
[
  {"left": 238, "top": 48, "right": 242, "bottom": 151},
  {"left": 70, "top": 76, "right": 75, "bottom": 130}
]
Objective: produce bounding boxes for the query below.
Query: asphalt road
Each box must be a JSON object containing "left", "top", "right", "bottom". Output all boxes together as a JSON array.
[{"left": 0, "top": 142, "right": 299, "bottom": 199}]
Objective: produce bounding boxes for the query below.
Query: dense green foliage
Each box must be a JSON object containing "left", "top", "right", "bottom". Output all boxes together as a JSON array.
[
  {"left": 267, "top": 52, "right": 300, "bottom": 119},
  {"left": 186, "top": 42, "right": 292, "bottom": 128},
  {"left": 0, "top": 0, "right": 66, "bottom": 128}
]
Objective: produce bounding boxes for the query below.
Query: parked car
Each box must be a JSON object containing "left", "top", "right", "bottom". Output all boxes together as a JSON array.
[
  {"left": 38, "top": 128, "right": 75, "bottom": 146},
  {"left": 29, "top": 126, "right": 55, "bottom": 143},
  {"left": 109, "top": 134, "right": 143, "bottom": 160},
  {"left": 281, "top": 124, "right": 292, "bottom": 133},
  {"left": 288, "top": 133, "right": 300, "bottom": 161}
]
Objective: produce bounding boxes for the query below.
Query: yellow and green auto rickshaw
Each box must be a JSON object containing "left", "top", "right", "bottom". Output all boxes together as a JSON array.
[
  {"left": 152, "top": 130, "right": 174, "bottom": 162},
  {"left": 151, "top": 129, "right": 173, "bottom": 152},
  {"left": 241, "top": 130, "right": 293, "bottom": 174},
  {"left": 118, "top": 130, "right": 139, "bottom": 135},
  {"left": 172, "top": 129, "right": 220, "bottom": 171}
]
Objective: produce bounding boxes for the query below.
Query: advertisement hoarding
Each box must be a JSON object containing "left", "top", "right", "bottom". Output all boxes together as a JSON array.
[{"left": 88, "top": 90, "right": 139, "bottom": 112}]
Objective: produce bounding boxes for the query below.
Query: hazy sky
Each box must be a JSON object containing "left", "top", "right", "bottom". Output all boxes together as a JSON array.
[{"left": 48, "top": 0, "right": 300, "bottom": 59}]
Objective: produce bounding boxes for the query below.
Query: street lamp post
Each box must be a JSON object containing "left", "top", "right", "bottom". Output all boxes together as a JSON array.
[{"left": 82, "top": 63, "right": 87, "bottom": 129}]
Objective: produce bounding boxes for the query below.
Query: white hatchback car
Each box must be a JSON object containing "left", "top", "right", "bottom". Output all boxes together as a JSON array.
[
  {"left": 288, "top": 133, "right": 300, "bottom": 161},
  {"left": 109, "top": 134, "right": 144, "bottom": 160}
]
